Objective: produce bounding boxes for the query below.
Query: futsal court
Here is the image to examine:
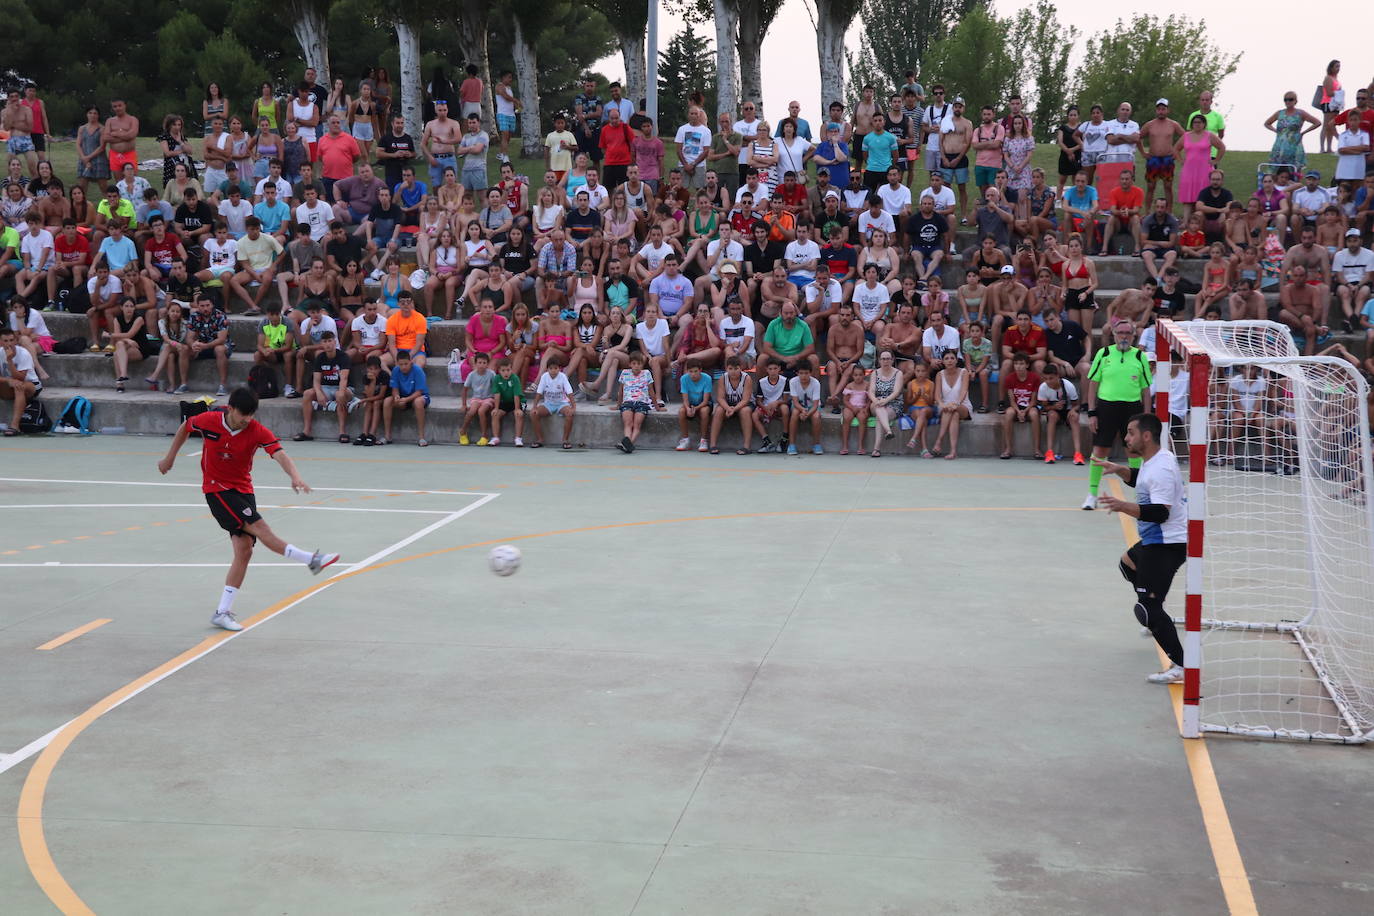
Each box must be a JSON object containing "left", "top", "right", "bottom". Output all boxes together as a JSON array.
[{"left": 1, "top": 438, "right": 1370, "bottom": 915}]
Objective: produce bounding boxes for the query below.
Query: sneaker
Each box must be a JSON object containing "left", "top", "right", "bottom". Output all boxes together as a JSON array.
[
  {"left": 324, "top": 401, "right": 337, "bottom": 412},
  {"left": 757, "top": 442, "right": 776, "bottom": 454},
  {"left": 216, "top": 385, "right": 228, "bottom": 397},
  {"left": 514, "top": 437, "right": 524, "bottom": 447},
  {"left": 368, "top": 267, "right": 385, "bottom": 282},
  {"left": 996, "top": 400, "right": 1007, "bottom": 414},
  {"left": 676, "top": 437, "right": 690, "bottom": 451},
  {"left": 172, "top": 384, "right": 189, "bottom": 395},
  {"left": 1044, "top": 450, "right": 1056, "bottom": 464},
  {"left": 284, "top": 386, "right": 301, "bottom": 398},
  {"left": 489, "top": 437, "right": 500, "bottom": 446},
  {"left": 211, "top": 611, "right": 243, "bottom": 631},
  {"left": 460, "top": 434, "right": 470, "bottom": 446},
  {"left": 1072, "top": 452, "right": 1085, "bottom": 465},
  {"left": 476, "top": 436, "right": 488, "bottom": 446},
  {"left": 1147, "top": 665, "right": 1185, "bottom": 685},
  {"left": 698, "top": 438, "right": 709, "bottom": 452},
  {"left": 811, "top": 444, "right": 823, "bottom": 455},
  {"left": 307, "top": 550, "right": 340, "bottom": 575},
  {"left": 347, "top": 397, "right": 362, "bottom": 413},
  {"left": 786, "top": 443, "right": 798, "bottom": 455},
  {"left": 1080, "top": 493, "right": 1097, "bottom": 510}
]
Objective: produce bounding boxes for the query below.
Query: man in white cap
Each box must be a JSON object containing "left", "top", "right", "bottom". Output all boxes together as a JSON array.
[{"left": 1141, "top": 99, "right": 1184, "bottom": 211}]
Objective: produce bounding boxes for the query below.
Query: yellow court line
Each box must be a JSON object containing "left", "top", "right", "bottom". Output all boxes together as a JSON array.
[
  {"left": 35, "top": 620, "right": 113, "bottom": 652},
  {"left": 1107, "top": 477, "right": 1258, "bottom": 916},
  {"left": 14, "top": 503, "right": 1095, "bottom": 914}
]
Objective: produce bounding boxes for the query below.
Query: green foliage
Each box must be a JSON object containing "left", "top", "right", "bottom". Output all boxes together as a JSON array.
[
  {"left": 920, "top": 5, "right": 1022, "bottom": 110},
  {"left": 1009, "top": 0, "right": 1077, "bottom": 142},
  {"left": 848, "top": 0, "right": 982, "bottom": 92},
  {"left": 657, "top": 25, "right": 717, "bottom": 128},
  {"left": 488, "top": 2, "right": 619, "bottom": 119},
  {"left": 1073, "top": 14, "right": 1241, "bottom": 119}
]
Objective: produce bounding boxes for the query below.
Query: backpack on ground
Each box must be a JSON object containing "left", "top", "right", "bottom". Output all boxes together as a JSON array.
[
  {"left": 18, "top": 399, "right": 51, "bottom": 434},
  {"left": 179, "top": 398, "right": 220, "bottom": 435},
  {"left": 248, "top": 363, "right": 280, "bottom": 399},
  {"left": 55, "top": 396, "right": 93, "bottom": 434},
  {"left": 52, "top": 336, "right": 88, "bottom": 354}
]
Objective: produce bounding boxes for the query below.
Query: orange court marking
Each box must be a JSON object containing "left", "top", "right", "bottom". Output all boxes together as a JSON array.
[{"left": 36, "top": 620, "right": 113, "bottom": 652}]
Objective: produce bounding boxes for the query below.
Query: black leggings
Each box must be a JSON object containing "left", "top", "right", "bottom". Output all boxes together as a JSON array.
[{"left": 1123, "top": 542, "right": 1186, "bottom": 666}]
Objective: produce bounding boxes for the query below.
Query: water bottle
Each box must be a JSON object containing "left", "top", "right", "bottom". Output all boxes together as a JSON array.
[{"left": 100, "top": 426, "right": 127, "bottom": 435}]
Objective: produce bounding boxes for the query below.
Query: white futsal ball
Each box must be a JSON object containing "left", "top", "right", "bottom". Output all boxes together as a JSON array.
[{"left": 488, "top": 545, "right": 521, "bottom": 577}]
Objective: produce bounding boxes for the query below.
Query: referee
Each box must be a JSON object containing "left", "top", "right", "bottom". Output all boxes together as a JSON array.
[
  {"left": 1096, "top": 413, "right": 1188, "bottom": 684},
  {"left": 1082, "top": 320, "right": 1152, "bottom": 509}
]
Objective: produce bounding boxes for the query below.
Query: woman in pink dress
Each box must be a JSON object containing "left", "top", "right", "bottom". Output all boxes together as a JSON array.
[{"left": 1174, "top": 114, "right": 1226, "bottom": 218}]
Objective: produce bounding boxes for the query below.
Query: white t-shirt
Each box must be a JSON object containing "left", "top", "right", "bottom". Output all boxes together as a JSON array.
[
  {"left": 9, "top": 307, "right": 50, "bottom": 338},
  {"left": 920, "top": 186, "right": 957, "bottom": 212},
  {"left": 788, "top": 375, "right": 821, "bottom": 408},
  {"left": 254, "top": 177, "right": 292, "bottom": 200},
  {"left": 291, "top": 99, "right": 318, "bottom": 142},
  {"left": 1228, "top": 373, "right": 1266, "bottom": 413},
  {"left": 1036, "top": 379, "right": 1079, "bottom": 407},
  {"left": 0, "top": 344, "right": 38, "bottom": 383},
  {"left": 203, "top": 237, "right": 239, "bottom": 273},
  {"left": 299, "top": 313, "right": 332, "bottom": 343},
  {"left": 776, "top": 136, "right": 812, "bottom": 175},
  {"left": 784, "top": 239, "right": 821, "bottom": 280},
  {"left": 295, "top": 201, "right": 331, "bottom": 241},
  {"left": 734, "top": 183, "right": 768, "bottom": 204},
  {"left": 922, "top": 104, "right": 952, "bottom": 151},
  {"left": 86, "top": 274, "right": 122, "bottom": 299},
  {"left": 536, "top": 371, "right": 573, "bottom": 408},
  {"left": 876, "top": 183, "right": 912, "bottom": 215},
  {"left": 1105, "top": 119, "right": 1140, "bottom": 157},
  {"left": 733, "top": 118, "right": 761, "bottom": 162},
  {"left": 1332, "top": 247, "right": 1374, "bottom": 284},
  {"left": 351, "top": 314, "right": 388, "bottom": 348},
  {"left": 1135, "top": 448, "right": 1187, "bottom": 545},
  {"left": 20, "top": 229, "right": 54, "bottom": 269},
  {"left": 705, "top": 238, "right": 744, "bottom": 268},
  {"left": 218, "top": 198, "right": 253, "bottom": 235},
  {"left": 494, "top": 86, "right": 517, "bottom": 117},
  {"left": 803, "top": 279, "right": 843, "bottom": 306},
  {"left": 718, "top": 314, "right": 756, "bottom": 356},
  {"left": 921, "top": 325, "right": 961, "bottom": 361},
  {"left": 757, "top": 373, "right": 787, "bottom": 405},
  {"left": 674, "top": 123, "right": 712, "bottom": 166},
  {"left": 1291, "top": 186, "right": 1332, "bottom": 214},
  {"left": 1336, "top": 130, "right": 1371, "bottom": 181},
  {"left": 637, "top": 240, "right": 673, "bottom": 272},
  {"left": 636, "top": 319, "right": 671, "bottom": 356},
  {"left": 583, "top": 183, "right": 608, "bottom": 209},
  {"left": 857, "top": 209, "right": 895, "bottom": 240},
  {"left": 851, "top": 281, "right": 890, "bottom": 322}
]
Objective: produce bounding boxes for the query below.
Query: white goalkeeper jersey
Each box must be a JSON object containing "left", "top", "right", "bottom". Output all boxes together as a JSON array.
[{"left": 1136, "top": 449, "right": 1187, "bottom": 546}]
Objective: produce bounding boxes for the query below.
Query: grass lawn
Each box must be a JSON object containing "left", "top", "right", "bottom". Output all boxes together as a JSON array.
[{"left": 34, "top": 135, "right": 1337, "bottom": 216}]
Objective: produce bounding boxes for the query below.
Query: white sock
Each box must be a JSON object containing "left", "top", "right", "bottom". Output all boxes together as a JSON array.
[
  {"left": 217, "top": 586, "right": 237, "bottom": 614},
  {"left": 284, "top": 544, "right": 314, "bottom": 565}
]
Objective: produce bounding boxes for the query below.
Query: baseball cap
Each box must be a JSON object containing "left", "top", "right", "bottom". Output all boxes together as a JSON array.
[
  {"left": 1155, "top": 98, "right": 1169, "bottom": 106},
  {"left": 1346, "top": 228, "right": 1363, "bottom": 238},
  {"left": 824, "top": 189, "right": 840, "bottom": 199},
  {"left": 953, "top": 96, "right": 966, "bottom": 104},
  {"left": 720, "top": 263, "right": 739, "bottom": 275},
  {"left": 827, "top": 122, "right": 842, "bottom": 132},
  {"left": 1305, "top": 169, "right": 1321, "bottom": 178},
  {"left": 1000, "top": 265, "right": 1014, "bottom": 275}
]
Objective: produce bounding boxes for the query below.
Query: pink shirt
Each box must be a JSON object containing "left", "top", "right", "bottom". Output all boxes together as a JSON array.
[
  {"left": 973, "top": 122, "right": 1005, "bottom": 169},
  {"left": 316, "top": 132, "right": 361, "bottom": 181},
  {"left": 633, "top": 135, "right": 665, "bottom": 181},
  {"left": 459, "top": 78, "right": 483, "bottom": 104}
]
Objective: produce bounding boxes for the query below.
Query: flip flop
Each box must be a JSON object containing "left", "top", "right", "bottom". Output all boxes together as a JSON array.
[
  {"left": 531, "top": 442, "right": 543, "bottom": 448},
  {"left": 561, "top": 442, "right": 572, "bottom": 450},
  {"left": 338, "top": 434, "right": 351, "bottom": 443},
  {"left": 293, "top": 432, "right": 314, "bottom": 441}
]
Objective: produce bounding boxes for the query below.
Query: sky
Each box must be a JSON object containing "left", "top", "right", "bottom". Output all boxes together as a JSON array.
[{"left": 595, "top": 0, "right": 1371, "bottom": 150}]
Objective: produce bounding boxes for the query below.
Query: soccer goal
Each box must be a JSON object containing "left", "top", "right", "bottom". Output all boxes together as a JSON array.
[{"left": 1154, "top": 319, "right": 1374, "bottom": 742}]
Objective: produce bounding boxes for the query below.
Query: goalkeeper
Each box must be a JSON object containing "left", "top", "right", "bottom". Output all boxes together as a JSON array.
[
  {"left": 1096, "top": 413, "right": 1189, "bottom": 685},
  {"left": 1082, "top": 321, "right": 1153, "bottom": 510}
]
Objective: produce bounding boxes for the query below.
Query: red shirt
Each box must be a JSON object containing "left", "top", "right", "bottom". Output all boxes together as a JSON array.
[
  {"left": 1105, "top": 185, "right": 1144, "bottom": 212},
  {"left": 316, "top": 132, "right": 361, "bottom": 181},
  {"left": 599, "top": 123, "right": 634, "bottom": 166},
  {"left": 53, "top": 233, "right": 90, "bottom": 266},
  {"left": 189, "top": 411, "right": 282, "bottom": 494},
  {"left": 1003, "top": 324, "right": 1046, "bottom": 356},
  {"left": 459, "top": 77, "right": 483, "bottom": 104},
  {"left": 778, "top": 183, "right": 808, "bottom": 208},
  {"left": 1006, "top": 370, "right": 1041, "bottom": 409},
  {"left": 498, "top": 178, "right": 527, "bottom": 214},
  {"left": 145, "top": 233, "right": 183, "bottom": 269}
]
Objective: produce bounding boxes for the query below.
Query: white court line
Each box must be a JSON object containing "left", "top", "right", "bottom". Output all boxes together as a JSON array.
[
  {"left": 0, "top": 492, "right": 498, "bottom": 777},
  {"left": 0, "top": 562, "right": 358, "bottom": 568},
  {"left": 185, "top": 450, "right": 201, "bottom": 458},
  {"left": 0, "top": 477, "right": 496, "bottom": 497},
  {"left": 0, "top": 503, "right": 452, "bottom": 515}
]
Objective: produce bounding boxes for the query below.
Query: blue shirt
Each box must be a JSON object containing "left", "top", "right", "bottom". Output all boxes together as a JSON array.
[
  {"left": 98, "top": 236, "right": 137, "bottom": 270},
  {"left": 680, "top": 373, "right": 713, "bottom": 406},
  {"left": 813, "top": 140, "right": 850, "bottom": 186},
  {"left": 390, "top": 362, "right": 429, "bottom": 397},
  {"left": 862, "top": 131, "right": 899, "bottom": 173},
  {"left": 253, "top": 200, "right": 291, "bottom": 233},
  {"left": 393, "top": 180, "right": 428, "bottom": 210},
  {"left": 775, "top": 118, "right": 812, "bottom": 141},
  {"left": 1062, "top": 185, "right": 1099, "bottom": 213}
]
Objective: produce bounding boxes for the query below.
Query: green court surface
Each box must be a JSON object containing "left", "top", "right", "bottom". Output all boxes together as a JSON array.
[{"left": 1, "top": 439, "right": 1370, "bottom": 915}]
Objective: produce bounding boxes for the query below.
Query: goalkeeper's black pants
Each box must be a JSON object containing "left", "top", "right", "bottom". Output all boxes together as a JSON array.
[{"left": 1123, "top": 542, "right": 1187, "bottom": 667}]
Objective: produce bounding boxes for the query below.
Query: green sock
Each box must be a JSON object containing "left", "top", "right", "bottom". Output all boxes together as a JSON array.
[
  {"left": 1089, "top": 462, "right": 1104, "bottom": 495},
  {"left": 1129, "top": 456, "right": 1143, "bottom": 470}
]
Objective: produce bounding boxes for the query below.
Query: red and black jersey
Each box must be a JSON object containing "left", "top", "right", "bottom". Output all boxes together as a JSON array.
[{"left": 187, "top": 411, "right": 282, "bottom": 494}]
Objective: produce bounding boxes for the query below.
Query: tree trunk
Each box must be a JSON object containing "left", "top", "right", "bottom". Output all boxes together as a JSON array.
[
  {"left": 736, "top": 35, "right": 763, "bottom": 114},
  {"left": 395, "top": 18, "right": 423, "bottom": 142},
  {"left": 619, "top": 30, "right": 647, "bottom": 110},
  {"left": 454, "top": 1, "right": 495, "bottom": 134},
  {"left": 288, "top": 3, "right": 330, "bottom": 86},
  {"left": 713, "top": 0, "right": 740, "bottom": 119},
  {"left": 511, "top": 18, "right": 543, "bottom": 160},
  {"left": 815, "top": 2, "right": 848, "bottom": 117}
]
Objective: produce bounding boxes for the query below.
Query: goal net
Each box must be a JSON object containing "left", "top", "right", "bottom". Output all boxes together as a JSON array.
[{"left": 1155, "top": 319, "right": 1374, "bottom": 742}]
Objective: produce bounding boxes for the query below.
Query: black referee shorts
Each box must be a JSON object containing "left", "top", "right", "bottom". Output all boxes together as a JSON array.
[
  {"left": 206, "top": 489, "right": 262, "bottom": 539},
  {"left": 1093, "top": 400, "right": 1140, "bottom": 449}
]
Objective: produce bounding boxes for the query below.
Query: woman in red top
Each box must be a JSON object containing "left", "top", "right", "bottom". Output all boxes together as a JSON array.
[{"left": 158, "top": 387, "right": 339, "bottom": 631}]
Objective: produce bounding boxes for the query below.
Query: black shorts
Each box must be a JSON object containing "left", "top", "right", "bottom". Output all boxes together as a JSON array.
[
  {"left": 1126, "top": 541, "right": 1186, "bottom": 600},
  {"left": 33, "top": 134, "right": 47, "bottom": 153},
  {"left": 206, "top": 489, "right": 261, "bottom": 538},
  {"left": 1093, "top": 399, "right": 1139, "bottom": 448}
]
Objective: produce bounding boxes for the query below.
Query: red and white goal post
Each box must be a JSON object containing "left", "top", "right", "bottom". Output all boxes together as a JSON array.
[{"left": 1154, "top": 319, "right": 1374, "bottom": 742}]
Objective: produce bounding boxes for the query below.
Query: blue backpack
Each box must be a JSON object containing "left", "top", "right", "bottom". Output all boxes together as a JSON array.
[{"left": 56, "top": 396, "right": 93, "bottom": 435}]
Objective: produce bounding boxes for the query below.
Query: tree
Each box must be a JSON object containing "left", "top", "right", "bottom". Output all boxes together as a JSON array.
[
  {"left": 452, "top": 0, "right": 494, "bottom": 131},
  {"left": 585, "top": 0, "right": 650, "bottom": 106},
  {"left": 1073, "top": 14, "right": 1241, "bottom": 122},
  {"left": 286, "top": 0, "right": 334, "bottom": 84},
  {"left": 391, "top": 0, "right": 425, "bottom": 141},
  {"left": 849, "top": 0, "right": 982, "bottom": 92},
  {"left": 920, "top": 5, "right": 1022, "bottom": 111},
  {"left": 507, "top": 0, "right": 547, "bottom": 158},
  {"left": 813, "top": 0, "right": 864, "bottom": 115},
  {"left": 657, "top": 26, "right": 717, "bottom": 129},
  {"left": 736, "top": 0, "right": 783, "bottom": 112},
  {"left": 1009, "top": 0, "right": 1077, "bottom": 142},
  {"left": 712, "top": 0, "right": 740, "bottom": 118},
  {"left": 487, "top": 3, "right": 618, "bottom": 129}
]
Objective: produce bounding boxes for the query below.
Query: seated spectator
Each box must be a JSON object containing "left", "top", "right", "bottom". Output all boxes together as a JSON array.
[
  {"left": 1037, "top": 363, "right": 1084, "bottom": 464},
  {"left": 180, "top": 290, "right": 230, "bottom": 396},
  {"left": 1101, "top": 169, "right": 1144, "bottom": 253},
  {"left": 531, "top": 354, "right": 576, "bottom": 448},
  {"left": 0, "top": 327, "right": 40, "bottom": 436},
  {"left": 1332, "top": 228, "right": 1374, "bottom": 331},
  {"left": 931, "top": 348, "right": 972, "bottom": 459},
  {"left": 999, "top": 352, "right": 1041, "bottom": 458},
  {"left": 1278, "top": 264, "right": 1328, "bottom": 355},
  {"left": 1177, "top": 213, "right": 1208, "bottom": 257},
  {"left": 1139, "top": 197, "right": 1180, "bottom": 280},
  {"left": 1060, "top": 171, "right": 1101, "bottom": 252},
  {"left": 383, "top": 347, "right": 430, "bottom": 445},
  {"left": 255, "top": 307, "right": 299, "bottom": 397}
]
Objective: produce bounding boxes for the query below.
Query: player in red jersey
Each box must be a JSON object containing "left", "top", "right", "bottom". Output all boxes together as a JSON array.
[{"left": 158, "top": 386, "right": 340, "bottom": 631}]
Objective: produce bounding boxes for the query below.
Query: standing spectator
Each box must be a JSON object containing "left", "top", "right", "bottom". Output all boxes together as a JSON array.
[
  {"left": 598, "top": 106, "right": 635, "bottom": 189},
  {"left": 544, "top": 113, "right": 578, "bottom": 183},
  {"left": 1318, "top": 59, "right": 1343, "bottom": 154},
  {"left": 103, "top": 99, "right": 141, "bottom": 175},
  {"left": 1140, "top": 99, "right": 1184, "bottom": 211},
  {"left": 970, "top": 106, "right": 1006, "bottom": 199},
  {"left": 377, "top": 115, "right": 419, "bottom": 190},
  {"left": 1264, "top": 92, "right": 1321, "bottom": 170},
  {"left": 733, "top": 101, "right": 763, "bottom": 187},
  {"left": 1176, "top": 117, "right": 1226, "bottom": 220},
  {"left": 252, "top": 82, "right": 281, "bottom": 131},
  {"left": 457, "top": 64, "right": 484, "bottom": 121},
  {"left": 1055, "top": 106, "right": 1083, "bottom": 197},
  {"left": 2, "top": 89, "right": 37, "bottom": 176},
  {"left": 1186, "top": 91, "right": 1226, "bottom": 154},
  {"left": 1077, "top": 104, "right": 1109, "bottom": 186},
  {"left": 20, "top": 84, "right": 49, "bottom": 167},
  {"left": 1104, "top": 102, "right": 1141, "bottom": 167},
  {"left": 349, "top": 84, "right": 380, "bottom": 164},
  {"left": 75, "top": 106, "right": 110, "bottom": 194},
  {"left": 571, "top": 77, "right": 603, "bottom": 167},
  {"left": 773, "top": 100, "right": 813, "bottom": 141},
  {"left": 457, "top": 114, "right": 490, "bottom": 194},
  {"left": 424, "top": 67, "right": 454, "bottom": 122},
  {"left": 493, "top": 70, "right": 520, "bottom": 163},
  {"left": 1002, "top": 115, "right": 1034, "bottom": 193},
  {"left": 1334, "top": 87, "right": 1374, "bottom": 173},
  {"left": 317, "top": 117, "right": 362, "bottom": 200},
  {"left": 1335, "top": 117, "right": 1371, "bottom": 190},
  {"left": 289, "top": 84, "right": 321, "bottom": 162},
  {"left": 674, "top": 107, "right": 712, "bottom": 191}
]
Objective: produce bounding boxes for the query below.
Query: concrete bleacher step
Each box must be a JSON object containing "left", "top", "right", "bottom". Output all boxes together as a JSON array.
[{"left": 27, "top": 386, "right": 1088, "bottom": 458}]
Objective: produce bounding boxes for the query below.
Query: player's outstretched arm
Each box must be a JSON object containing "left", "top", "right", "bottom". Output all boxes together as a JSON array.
[
  {"left": 272, "top": 450, "right": 311, "bottom": 494},
  {"left": 157, "top": 423, "right": 191, "bottom": 475},
  {"left": 1091, "top": 455, "right": 1133, "bottom": 482}
]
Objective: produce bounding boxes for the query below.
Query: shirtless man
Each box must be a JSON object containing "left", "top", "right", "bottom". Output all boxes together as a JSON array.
[
  {"left": 421, "top": 101, "right": 462, "bottom": 181},
  {"left": 103, "top": 99, "right": 140, "bottom": 176},
  {"left": 1141, "top": 100, "right": 1184, "bottom": 211},
  {"left": 757, "top": 261, "right": 798, "bottom": 320},
  {"left": 2, "top": 90, "right": 37, "bottom": 176},
  {"left": 1105, "top": 282, "right": 1157, "bottom": 330},
  {"left": 985, "top": 266, "right": 1029, "bottom": 354},
  {"left": 1279, "top": 265, "right": 1328, "bottom": 354},
  {"left": 825, "top": 303, "right": 866, "bottom": 407},
  {"left": 1228, "top": 277, "right": 1267, "bottom": 321},
  {"left": 1282, "top": 224, "right": 1331, "bottom": 290},
  {"left": 939, "top": 98, "right": 973, "bottom": 224},
  {"left": 852, "top": 85, "right": 879, "bottom": 171}
]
